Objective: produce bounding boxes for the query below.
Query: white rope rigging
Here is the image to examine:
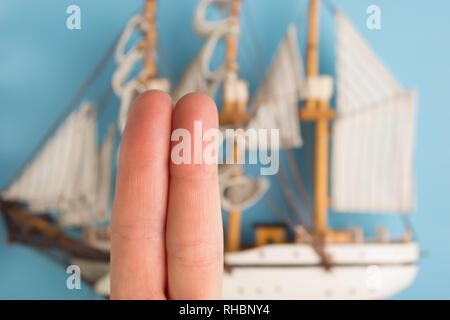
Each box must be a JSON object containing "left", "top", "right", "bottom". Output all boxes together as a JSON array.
[
  {"left": 173, "top": 0, "right": 238, "bottom": 101},
  {"left": 115, "top": 14, "right": 146, "bottom": 64},
  {"left": 113, "top": 10, "right": 170, "bottom": 134}
]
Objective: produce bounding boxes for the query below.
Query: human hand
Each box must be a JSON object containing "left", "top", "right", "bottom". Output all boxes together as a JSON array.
[{"left": 110, "top": 91, "right": 223, "bottom": 299}]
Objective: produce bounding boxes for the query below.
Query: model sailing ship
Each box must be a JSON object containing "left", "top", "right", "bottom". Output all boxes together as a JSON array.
[{"left": 0, "top": 0, "right": 419, "bottom": 299}]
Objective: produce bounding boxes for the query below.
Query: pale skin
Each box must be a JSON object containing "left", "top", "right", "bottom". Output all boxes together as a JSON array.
[{"left": 110, "top": 91, "right": 223, "bottom": 299}]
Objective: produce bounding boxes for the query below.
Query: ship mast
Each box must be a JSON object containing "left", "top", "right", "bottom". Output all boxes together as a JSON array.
[
  {"left": 221, "top": 0, "right": 248, "bottom": 252},
  {"left": 306, "top": 0, "right": 319, "bottom": 80},
  {"left": 300, "top": 0, "right": 352, "bottom": 243},
  {"left": 226, "top": 0, "right": 240, "bottom": 81},
  {"left": 300, "top": 0, "right": 333, "bottom": 239},
  {"left": 115, "top": 0, "right": 171, "bottom": 134},
  {"left": 139, "top": 0, "right": 158, "bottom": 83}
]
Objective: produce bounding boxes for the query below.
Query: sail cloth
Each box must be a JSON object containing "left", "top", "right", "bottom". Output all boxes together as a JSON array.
[
  {"left": 332, "top": 12, "right": 416, "bottom": 213},
  {"left": 1, "top": 104, "right": 92, "bottom": 213},
  {"left": 58, "top": 125, "right": 116, "bottom": 227},
  {"left": 1, "top": 103, "right": 116, "bottom": 226},
  {"left": 247, "top": 25, "right": 306, "bottom": 149},
  {"left": 335, "top": 11, "right": 402, "bottom": 115},
  {"left": 95, "top": 126, "right": 116, "bottom": 223}
]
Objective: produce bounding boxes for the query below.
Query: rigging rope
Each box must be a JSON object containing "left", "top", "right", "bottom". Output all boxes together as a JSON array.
[
  {"left": 233, "top": 15, "right": 316, "bottom": 228},
  {"left": 401, "top": 215, "right": 419, "bottom": 241},
  {"left": 277, "top": 166, "right": 306, "bottom": 226},
  {"left": 294, "top": 0, "right": 308, "bottom": 33},
  {"left": 242, "top": 1, "right": 266, "bottom": 73},
  {"left": 2, "top": 33, "right": 121, "bottom": 190},
  {"left": 262, "top": 195, "right": 297, "bottom": 231},
  {"left": 157, "top": 39, "right": 173, "bottom": 84},
  {"left": 322, "top": 0, "right": 338, "bottom": 14},
  {"left": 268, "top": 172, "right": 333, "bottom": 270},
  {"left": 239, "top": 5, "right": 315, "bottom": 222},
  {"left": 240, "top": 27, "right": 261, "bottom": 89},
  {"left": 95, "top": 84, "right": 115, "bottom": 117},
  {"left": 284, "top": 149, "right": 314, "bottom": 217}
]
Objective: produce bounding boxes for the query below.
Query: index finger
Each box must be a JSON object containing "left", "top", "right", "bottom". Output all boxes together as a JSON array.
[
  {"left": 166, "top": 93, "right": 224, "bottom": 299},
  {"left": 110, "top": 90, "right": 172, "bottom": 299}
]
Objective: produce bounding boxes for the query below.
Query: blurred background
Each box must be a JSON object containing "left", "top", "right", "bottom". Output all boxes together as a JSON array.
[{"left": 0, "top": 0, "right": 449, "bottom": 299}]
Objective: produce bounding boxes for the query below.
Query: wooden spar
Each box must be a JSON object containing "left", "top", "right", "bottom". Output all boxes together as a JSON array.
[
  {"left": 226, "top": 140, "right": 242, "bottom": 252},
  {"left": 226, "top": 0, "right": 240, "bottom": 76},
  {"left": 306, "top": 0, "right": 320, "bottom": 79},
  {"left": 219, "top": 0, "right": 250, "bottom": 127},
  {"left": 300, "top": 0, "right": 331, "bottom": 238},
  {"left": 299, "top": 1, "right": 352, "bottom": 243},
  {"left": 223, "top": 0, "right": 245, "bottom": 253},
  {"left": 139, "top": 0, "right": 158, "bottom": 82},
  {"left": 313, "top": 98, "right": 330, "bottom": 237},
  {"left": 0, "top": 200, "right": 109, "bottom": 261}
]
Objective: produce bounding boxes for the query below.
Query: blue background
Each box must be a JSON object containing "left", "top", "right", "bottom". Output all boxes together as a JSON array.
[{"left": 0, "top": 0, "right": 449, "bottom": 299}]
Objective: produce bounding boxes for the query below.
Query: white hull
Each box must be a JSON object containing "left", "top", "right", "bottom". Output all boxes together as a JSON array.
[
  {"left": 223, "top": 242, "right": 419, "bottom": 299},
  {"left": 223, "top": 265, "right": 417, "bottom": 299},
  {"left": 91, "top": 242, "right": 419, "bottom": 299}
]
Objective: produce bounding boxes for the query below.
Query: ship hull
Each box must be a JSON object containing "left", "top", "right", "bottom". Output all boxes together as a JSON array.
[
  {"left": 92, "top": 241, "right": 419, "bottom": 299},
  {"left": 223, "top": 264, "right": 417, "bottom": 299},
  {"left": 223, "top": 242, "right": 419, "bottom": 299}
]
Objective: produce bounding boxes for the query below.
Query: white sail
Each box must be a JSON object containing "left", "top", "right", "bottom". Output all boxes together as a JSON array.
[
  {"left": 247, "top": 25, "right": 306, "bottom": 149},
  {"left": 76, "top": 109, "right": 98, "bottom": 206},
  {"left": 332, "top": 12, "right": 416, "bottom": 213},
  {"left": 1, "top": 103, "right": 93, "bottom": 213},
  {"left": 335, "top": 11, "right": 402, "bottom": 115},
  {"left": 58, "top": 110, "right": 99, "bottom": 226},
  {"left": 59, "top": 125, "right": 115, "bottom": 227},
  {"left": 95, "top": 126, "right": 116, "bottom": 221}
]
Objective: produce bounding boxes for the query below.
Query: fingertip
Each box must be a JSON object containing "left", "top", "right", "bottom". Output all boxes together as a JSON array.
[
  {"left": 126, "top": 90, "right": 173, "bottom": 128},
  {"left": 167, "top": 92, "right": 223, "bottom": 299},
  {"left": 173, "top": 93, "right": 218, "bottom": 129},
  {"left": 135, "top": 89, "right": 173, "bottom": 106},
  {"left": 170, "top": 93, "right": 219, "bottom": 180},
  {"left": 120, "top": 90, "right": 173, "bottom": 169}
]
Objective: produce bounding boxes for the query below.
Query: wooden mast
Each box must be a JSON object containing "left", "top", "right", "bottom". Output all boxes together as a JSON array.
[
  {"left": 139, "top": 0, "right": 158, "bottom": 83},
  {"left": 306, "top": 0, "right": 319, "bottom": 80},
  {"left": 0, "top": 201, "right": 109, "bottom": 261},
  {"left": 226, "top": 0, "right": 240, "bottom": 79},
  {"left": 300, "top": 0, "right": 351, "bottom": 243},
  {"left": 300, "top": 0, "right": 330, "bottom": 239},
  {"left": 310, "top": 0, "right": 329, "bottom": 238},
  {"left": 223, "top": 0, "right": 246, "bottom": 252}
]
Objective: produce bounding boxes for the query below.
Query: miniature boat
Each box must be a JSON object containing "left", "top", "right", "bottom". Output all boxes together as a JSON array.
[
  {"left": 0, "top": 0, "right": 419, "bottom": 299},
  {"left": 173, "top": 0, "right": 419, "bottom": 299}
]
